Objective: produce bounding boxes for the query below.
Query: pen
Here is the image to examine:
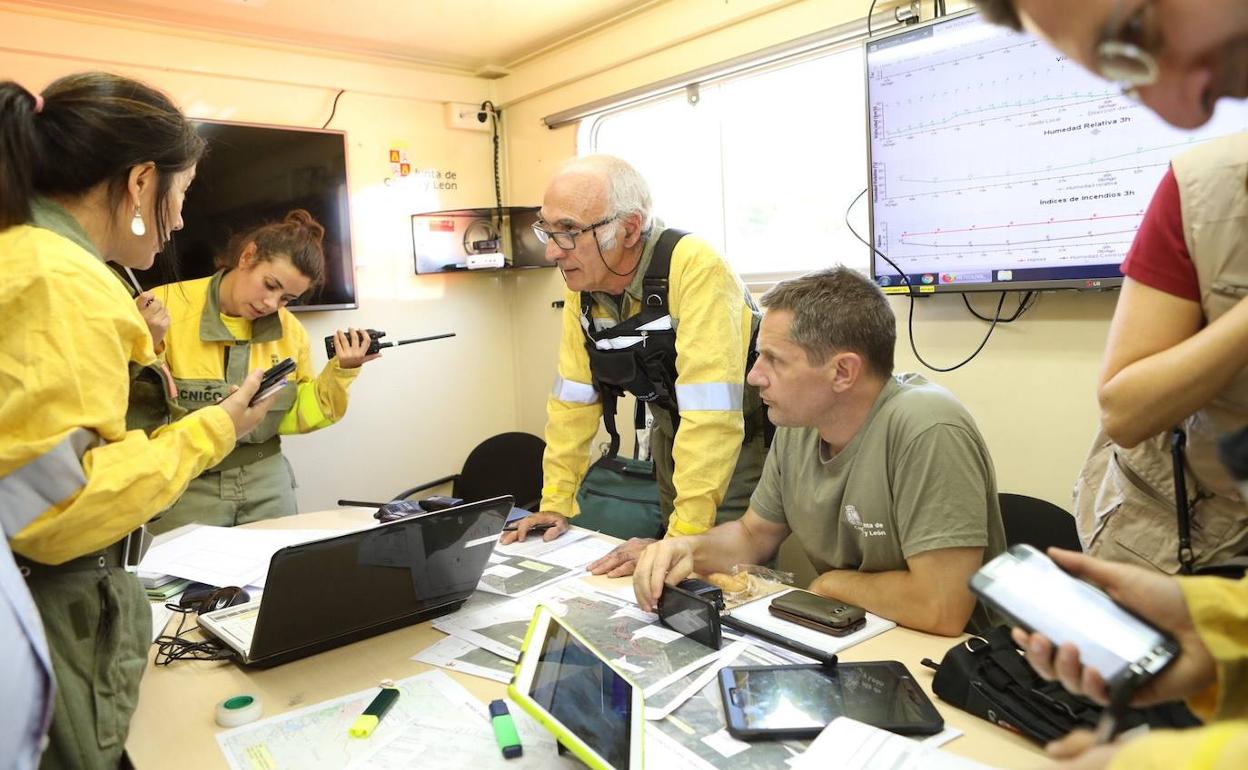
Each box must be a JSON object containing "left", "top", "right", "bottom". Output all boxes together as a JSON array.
[
  {"left": 721, "top": 615, "right": 838, "bottom": 668},
  {"left": 122, "top": 266, "right": 154, "bottom": 307},
  {"left": 489, "top": 699, "right": 522, "bottom": 759},
  {"left": 348, "top": 685, "right": 399, "bottom": 738},
  {"left": 501, "top": 523, "right": 555, "bottom": 533}
]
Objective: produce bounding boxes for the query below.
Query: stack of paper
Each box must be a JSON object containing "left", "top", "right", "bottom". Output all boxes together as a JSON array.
[{"left": 138, "top": 525, "right": 342, "bottom": 587}]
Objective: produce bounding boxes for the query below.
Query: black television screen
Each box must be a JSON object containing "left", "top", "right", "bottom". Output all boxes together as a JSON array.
[
  {"left": 864, "top": 11, "right": 1248, "bottom": 294},
  {"left": 139, "top": 119, "right": 357, "bottom": 311}
]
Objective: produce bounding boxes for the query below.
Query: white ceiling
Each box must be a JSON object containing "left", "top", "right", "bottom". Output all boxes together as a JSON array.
[{"left": 12, "top": 0, "right": 663, "bottom": 74}]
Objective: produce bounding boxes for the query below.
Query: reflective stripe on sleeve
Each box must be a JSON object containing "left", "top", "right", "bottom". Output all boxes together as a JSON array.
[
  {"left": 0, "top": 428, "right": 99, "bottom": 537},
  {"left": 675, "top": 382, "right": 743, "bottom": 411},
  {"left": 552, "top": 375, "right": 599, "bottom": 404}
]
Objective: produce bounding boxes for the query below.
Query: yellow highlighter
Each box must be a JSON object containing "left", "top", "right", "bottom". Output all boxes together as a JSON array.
[{"left": 349, "top": 686, "right": 399, "bottom": 738}]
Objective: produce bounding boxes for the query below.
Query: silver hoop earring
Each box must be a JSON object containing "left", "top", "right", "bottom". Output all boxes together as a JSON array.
[{"left": 130, "top": 207, "right": 146, "bottom": 237}]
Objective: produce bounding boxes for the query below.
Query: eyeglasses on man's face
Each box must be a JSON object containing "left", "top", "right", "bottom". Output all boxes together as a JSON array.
[
  {"left": 532, "top": 215, "right": 618, "bottom": 251},
  {"left": 1095, "top": 0, "right": 1160, "bottom": 99}
]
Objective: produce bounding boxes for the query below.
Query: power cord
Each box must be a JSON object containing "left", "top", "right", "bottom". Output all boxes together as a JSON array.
[
  {"left": 322, "top": 89, "right": 345, "bottom": 129},
  {"left": 846, "top": 187, "right": 1024, "bottom": 372},
  {"left": 481, "top": 100, "right": 502, "bottom": 222},
  {"left": 867, "top": 0, "right": 879, "bottom": 36},
  {"left": 963, "top": 290, "right": 1037, "bottom": 323},
  {"left": 153, "top": 604, "right": 236, "bottom": 665}
]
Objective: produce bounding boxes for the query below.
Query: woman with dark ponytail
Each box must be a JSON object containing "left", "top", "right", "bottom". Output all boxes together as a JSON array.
[
  {"left": 147, "top": 208, "right": 379, "bottom": 533},
  {"left": 0, "top": 73, "right": 274, "bottom": 769}
]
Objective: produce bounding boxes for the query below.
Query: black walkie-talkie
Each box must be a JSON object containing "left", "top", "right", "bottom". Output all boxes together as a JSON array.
[
  {"left": 324, "top": 331, "right": 455, "bottom": 359},
  {"left": 324, "top": 329, "right": 386, "bottom": 358}
]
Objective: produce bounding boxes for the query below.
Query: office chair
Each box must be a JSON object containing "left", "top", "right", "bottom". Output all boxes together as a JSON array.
[
  {"left": 998, "top": 493, "right": 1083, "bottom": 553},
  {"left": 394, "top": 432, "right": 546, "bottom": 511}
]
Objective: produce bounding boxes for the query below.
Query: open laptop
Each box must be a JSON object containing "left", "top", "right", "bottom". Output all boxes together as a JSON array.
[{"left": 200, "top": 495, "right": 511, "bottom": 667}]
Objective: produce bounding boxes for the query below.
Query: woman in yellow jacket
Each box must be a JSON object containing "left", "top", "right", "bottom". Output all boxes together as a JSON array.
[
  {"left": 1013, "top": 548, "right": 1247, "bottom": 770},
  {"left": 0, "top": 73, "right": 271, "bottom": 769},
  {"left": 148, "top": 209, "right": 377, "bottom": 534}
]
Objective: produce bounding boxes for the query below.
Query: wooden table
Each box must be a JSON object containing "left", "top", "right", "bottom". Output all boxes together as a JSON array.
[{"left": 127, "top": 508, "right": 1049, "bottom": 769}]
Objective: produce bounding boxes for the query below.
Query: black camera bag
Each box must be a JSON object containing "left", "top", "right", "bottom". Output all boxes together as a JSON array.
[{"left": 927, "top": 626, "right": 1199, "bottom": 745}]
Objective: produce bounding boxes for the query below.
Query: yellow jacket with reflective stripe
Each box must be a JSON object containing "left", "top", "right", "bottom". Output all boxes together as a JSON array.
[
  {"left": 1109, "top": 575, "right": 1248, "bottom": 770},
  {"left": 154, "top": 272, "right": 358, "bottom": 444},
  {"left": 542, "top": 229, "right": 754, "bottom": 536},
  {"left": 1, "top": 220, "right": 236, "bottom": 565}
]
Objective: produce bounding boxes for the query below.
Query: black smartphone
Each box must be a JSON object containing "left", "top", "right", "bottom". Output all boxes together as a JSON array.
[
  {"left": 969, "top": 544, "right": 1179, "bottom": 690},
  {"left": 250, "top": 357, "right": 296, "bottom": 406},
  {"left": 718, "top": 661, "right": 943, "bottom": 740},
  {"left": 769, "top": 590, "right": 866, "bottom": 637},
  {"left": 657, "top": 582, "right": 721, "bottom": 650}
]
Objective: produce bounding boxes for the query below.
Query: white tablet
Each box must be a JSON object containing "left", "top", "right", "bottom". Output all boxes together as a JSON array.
[{"left": 507, "top": 604, "right": 645, "bottom": 770}]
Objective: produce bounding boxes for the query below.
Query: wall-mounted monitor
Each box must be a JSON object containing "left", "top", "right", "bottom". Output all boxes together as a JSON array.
[
  {"left": 411, "top": 206, "right": 550, "bottom": 274},
  {"left": 865, "top": 10, "right": 1248, "bottom": 294},
  {"left": 139, "top": 119, "right": 357, "bottom": 311}
]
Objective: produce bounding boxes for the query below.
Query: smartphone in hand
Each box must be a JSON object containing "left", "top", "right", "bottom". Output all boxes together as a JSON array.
[
  {"left": 970, "top": 544, "right": 1179, "bottom": 689},
  {"left": 249, "top": 358, "right": 296, "bottom": 406}
]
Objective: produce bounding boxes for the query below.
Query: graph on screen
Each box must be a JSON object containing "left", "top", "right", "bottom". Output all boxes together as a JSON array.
[{"left": 866, "top": 11, "right": 1248, "bottom": 292}]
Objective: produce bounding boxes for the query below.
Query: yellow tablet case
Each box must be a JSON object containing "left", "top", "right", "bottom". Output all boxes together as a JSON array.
[{"left": 506, "top": 605, "right": 645, "bottom": 770}]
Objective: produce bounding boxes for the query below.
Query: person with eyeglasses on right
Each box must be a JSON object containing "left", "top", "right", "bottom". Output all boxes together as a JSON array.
[
  {"left": 977, "top": 2, "right": 1248, "bottom": 578},
  {"left": 973, "top": 2, "right": 1248, "bottom": 769},
  {"left": 500, "top": 155, "right": 767, "bottom": 578}
]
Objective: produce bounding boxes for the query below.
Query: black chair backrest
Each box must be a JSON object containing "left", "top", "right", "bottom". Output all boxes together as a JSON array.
[
  {"left": 998, "top": 493, "right": 1082, "bottom": 553},
  {"left": 453, "top": 432, "right": 546, "bottom": 511}
]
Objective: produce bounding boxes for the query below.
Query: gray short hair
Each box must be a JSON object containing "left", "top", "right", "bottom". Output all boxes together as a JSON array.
[
  {"left": 760, "top": 267, "right": 895, "bottom": 377},
  {"left": 561, "top": 154, "right": 654, "bottom": 233},
  {"left": 970, "top": 0, "right": 1022, "bottom": 30}
]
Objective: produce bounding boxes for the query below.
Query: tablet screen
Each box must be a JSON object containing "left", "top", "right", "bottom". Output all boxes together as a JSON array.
[
  {"left": 529, "top": 618, "right": 633, "bottom": 769},
  {"left": 721, "top": 663, "right": 938, "bottom": 735}
]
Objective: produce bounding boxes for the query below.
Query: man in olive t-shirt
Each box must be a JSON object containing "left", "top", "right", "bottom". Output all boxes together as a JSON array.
[{"left": 632, "top": 267, "right": 1006, "bottom": 636}]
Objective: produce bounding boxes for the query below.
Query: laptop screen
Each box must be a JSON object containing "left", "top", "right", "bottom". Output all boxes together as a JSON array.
[{"left": 249, "top": 496, "right": 510, "bottom": 662}]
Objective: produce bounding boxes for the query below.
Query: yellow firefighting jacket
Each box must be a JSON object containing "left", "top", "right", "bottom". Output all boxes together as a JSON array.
[
  {"left": 154, "top": 270, "right": 357, "bottom": 468},
  {"left": 1109, "top": 575, "right": 1248, "bottom": 770},
  {"left": 1, "top": 199, "right": 236, "bottom": 564},
  {"left": 541, "top": 228, "right": 755, "bottom": 537}
]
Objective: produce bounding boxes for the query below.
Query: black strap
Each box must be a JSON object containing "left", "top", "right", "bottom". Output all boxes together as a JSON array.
[
  {"left": 1172, "top": 427, "right": 1194, "bottom": 574},
  {"left": 596, "top": 228, "right": 686, "bottom": 458}
]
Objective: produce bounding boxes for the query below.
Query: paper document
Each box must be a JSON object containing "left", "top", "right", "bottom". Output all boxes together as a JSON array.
[
  {"left": 493, "top": 527, "right": 591, "bottom": 559},
  {"left": 725, "top": 588, "right": 896, "bottom": 657},
  {"left": 138, "top": 525, "right": 342, "bottom": 587},
  {"left": 791, "top": 717, "right": 997, "bottom": 770},
  {"left": 532, "top": 537, "right": 616, "bottom": 570},
  {"left": 216, "top": 670, "right": 579, "bottom": 770},
  {"left": 476, "top": 553, "right": 579, "bottom": 597},
  {"left": 149, "top": 603, "right": 174, "bottom": 643},
  {"left": 648, "top": 644, "right": 809, "bottom": 770},
  {"left": 434, "top": 578, "right": 719, "bottom": 697},
  {"left": 412, "top": 635, "right": 517, "bottom": 683}
]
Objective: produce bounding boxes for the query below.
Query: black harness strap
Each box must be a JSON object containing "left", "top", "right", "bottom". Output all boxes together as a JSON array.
[{"left": 583, "top": 229, "right": 685, "bottom": 458}]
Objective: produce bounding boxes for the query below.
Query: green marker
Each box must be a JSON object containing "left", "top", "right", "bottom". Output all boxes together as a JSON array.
[
  {"left": 489, "top": 698, "right": 522, "bottom": 759},
  {"left": 349, "top": 686, "right": 399, "bottom": 738}
]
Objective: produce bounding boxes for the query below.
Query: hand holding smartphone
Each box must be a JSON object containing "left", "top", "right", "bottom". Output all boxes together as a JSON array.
[
  {"left": 250, "top": 358, "right": 296, "bottom": 406},
  {"left": 970, "top": 545, "right": 1179, "bottom": 693}
]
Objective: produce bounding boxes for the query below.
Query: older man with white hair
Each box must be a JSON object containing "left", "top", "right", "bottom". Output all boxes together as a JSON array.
[{"left": 501, "top": 155, "right": 767, "bottom": 577}]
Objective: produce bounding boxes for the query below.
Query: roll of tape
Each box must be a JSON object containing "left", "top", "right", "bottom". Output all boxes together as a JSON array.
[{"left": 215, "top": 694, "right": 263, "bottom": 728}]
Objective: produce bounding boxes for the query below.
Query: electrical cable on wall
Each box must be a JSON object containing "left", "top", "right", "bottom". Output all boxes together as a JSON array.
[
  {"left": 846, "top": 187, "right": 1026, "bottom": 373},
  {"left": 480, "top": 100, "right": 503, "bottom": 224},
  {"left": 322, "top": 89, "right": 345, "bottom": 129}
]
